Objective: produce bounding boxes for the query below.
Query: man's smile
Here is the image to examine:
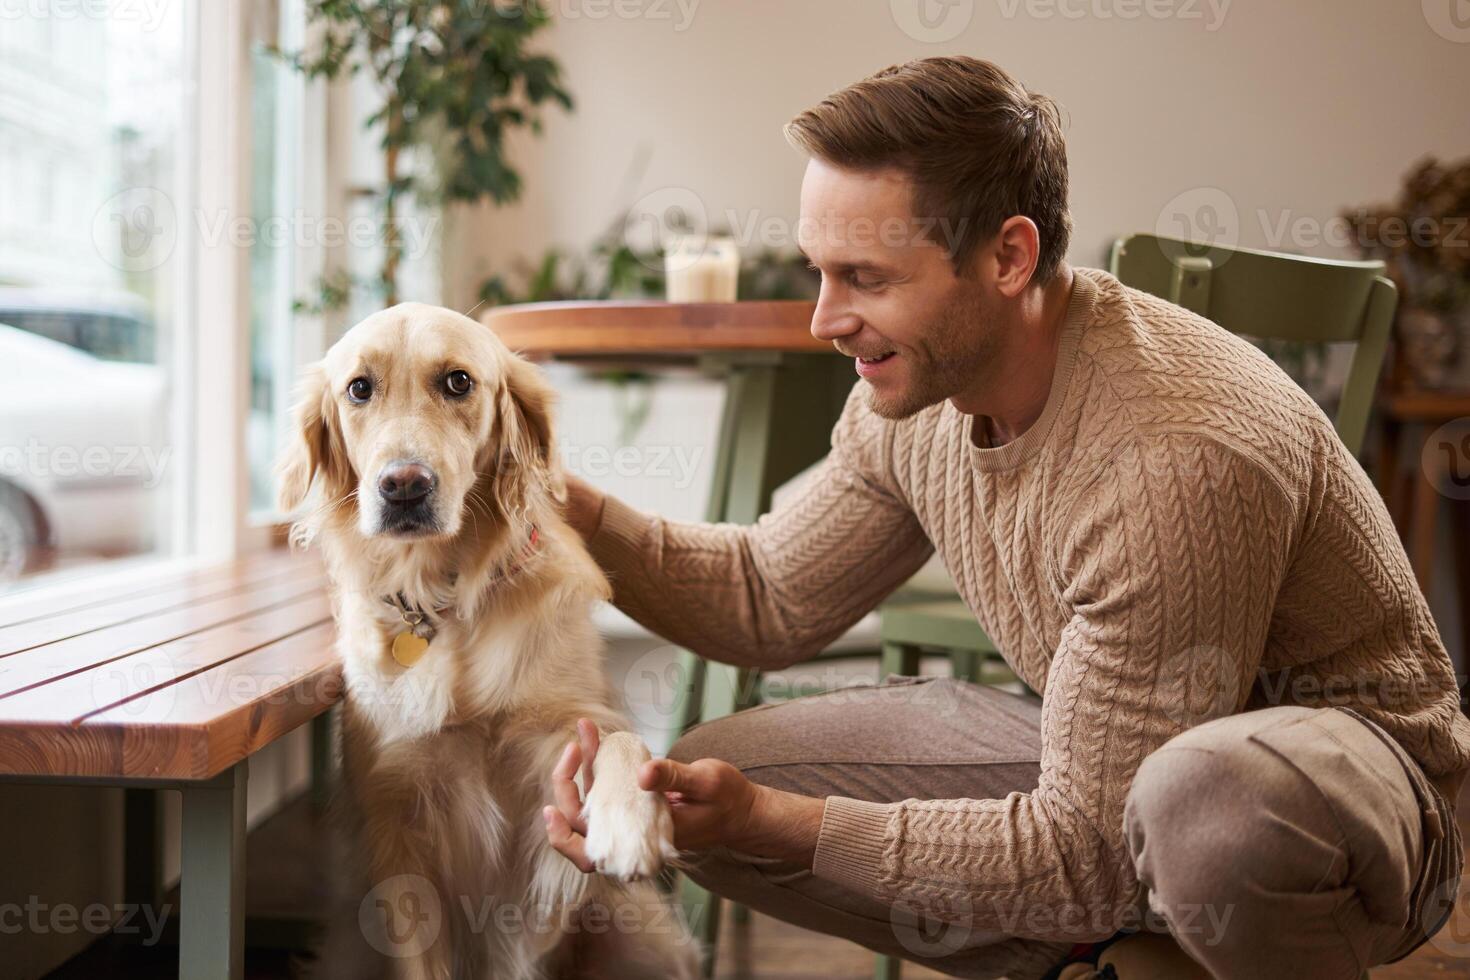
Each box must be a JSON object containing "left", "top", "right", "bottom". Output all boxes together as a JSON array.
[{"left": 854, "top": 350, "right": 898, "bottom": 378}]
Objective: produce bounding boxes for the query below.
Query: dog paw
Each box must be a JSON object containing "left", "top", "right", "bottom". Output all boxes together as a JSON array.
[{"left": 582, "top": 785, "right": 676, "bottom": 882}]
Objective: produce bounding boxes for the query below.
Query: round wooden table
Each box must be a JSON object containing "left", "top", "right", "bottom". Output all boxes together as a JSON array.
[{"left": 482, "top": 299, "right": 827, "bottom": 358}]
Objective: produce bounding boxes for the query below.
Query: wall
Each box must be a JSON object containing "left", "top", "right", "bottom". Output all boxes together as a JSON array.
[
  {"left": 443, "top": 0, "right": 1470, "bottom": 307},
  {"left": 444, "top": 0, "right": 1470, "bottom": 672}
]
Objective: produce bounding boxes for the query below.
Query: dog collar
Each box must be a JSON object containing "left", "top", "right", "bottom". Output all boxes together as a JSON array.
[{"left": 381, "top": 527, "right": 542, "bottom": 667}]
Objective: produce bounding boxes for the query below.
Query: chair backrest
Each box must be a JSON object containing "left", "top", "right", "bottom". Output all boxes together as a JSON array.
[{"left": 1108, "top": 233, "right": 1398, "bottom": 457}]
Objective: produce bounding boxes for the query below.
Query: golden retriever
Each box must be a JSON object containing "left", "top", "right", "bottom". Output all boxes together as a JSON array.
[{"left": 277, "top": 303, "right": 699, "bottom": 980}]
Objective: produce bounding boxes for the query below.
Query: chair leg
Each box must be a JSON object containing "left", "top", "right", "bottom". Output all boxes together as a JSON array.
[
  {"left": 950, "top": 648, "right": 982, "bottom": 684},
  {"left": 123, "top": 788, "right": 163, "bottom": 920},
  {"left": 875, "top": 953, "right": 902, "bottom": 978},
  {"left": 180, "top": 762, "right": 248, "bottom": 980},
  {"left": 880, "top": 642, "right": 922, "bottom": 678},
  {"left": 682, "top": 875, "right": 721, "bottom": 979}
]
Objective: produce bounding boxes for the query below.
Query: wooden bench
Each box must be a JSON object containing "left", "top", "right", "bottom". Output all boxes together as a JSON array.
[{"left": 0, "top": 547, "right": 339, "bottom": 979}]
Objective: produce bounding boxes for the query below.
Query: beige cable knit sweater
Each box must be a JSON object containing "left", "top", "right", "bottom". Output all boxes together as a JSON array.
[{"left": 588, "top": 267, "right": 1470, "bottom": 937}]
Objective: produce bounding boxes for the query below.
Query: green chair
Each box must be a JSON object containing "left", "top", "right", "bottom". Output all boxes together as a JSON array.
[{"left": 869, "top": 234, "right": 1397, "bottom": 979}]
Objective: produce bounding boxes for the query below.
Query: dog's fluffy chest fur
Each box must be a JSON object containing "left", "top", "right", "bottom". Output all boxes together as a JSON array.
[{"left": 333, "top": 572, "right": 603, "bottom": 748}]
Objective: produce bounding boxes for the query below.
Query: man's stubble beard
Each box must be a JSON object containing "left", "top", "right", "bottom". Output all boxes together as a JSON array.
[{"left": 864, "top": 286, "right": 1004, "bottom": 421}]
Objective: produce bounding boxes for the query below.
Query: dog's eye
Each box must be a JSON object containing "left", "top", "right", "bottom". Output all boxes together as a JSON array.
[
  {"left": 347, "top": 377, "right": 373, "bottom": 403},
  {"left": 444, "top": 370, "right": 473, "bottom": 398}
]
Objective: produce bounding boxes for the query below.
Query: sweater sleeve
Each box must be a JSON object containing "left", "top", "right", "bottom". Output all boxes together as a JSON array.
[
  {"left": 812, "top": 433, "right": 1299, "bottom": 940},
  {"left": 586, "top": 387, "right": 934, "bottom": 669}
]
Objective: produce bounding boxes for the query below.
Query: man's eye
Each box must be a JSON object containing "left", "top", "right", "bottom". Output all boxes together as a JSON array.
[
  {"left": 347, "top": 377, "right": 373, "bottom": 403},
  {"left": 444, "top": 370, "right": 474, "bottom": 398}
]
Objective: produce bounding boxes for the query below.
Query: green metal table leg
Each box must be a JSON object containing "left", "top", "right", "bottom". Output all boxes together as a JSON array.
[
  {"left": 180, "top": 762, "right": 248, "bottom": 980},
  {"left": 667, "top": 353, "right": 851, "bottom": 736},
  {"left": 673, "top": 353, "right": 850, "bottom": 979}
]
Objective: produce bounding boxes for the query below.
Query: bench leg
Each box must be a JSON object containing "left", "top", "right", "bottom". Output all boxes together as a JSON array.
[
  {"left": 123, "top": 788, "right": 163, "bottom": 917},
  {"left": 180, "top": 762, "right": 247, "bottom": 980},
  {"left": 311, "top": 707, "right": 334, "bottom": 812}
]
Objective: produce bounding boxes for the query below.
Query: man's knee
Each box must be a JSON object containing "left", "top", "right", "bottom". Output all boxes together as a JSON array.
[{"left": 1123, "top": 712, "right": 1332, "bottom": 909}]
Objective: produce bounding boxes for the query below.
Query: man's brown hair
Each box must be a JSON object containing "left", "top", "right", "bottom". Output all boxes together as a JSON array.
[{"left": 785, "top": 56, "right": 1071, "bottom": 283}]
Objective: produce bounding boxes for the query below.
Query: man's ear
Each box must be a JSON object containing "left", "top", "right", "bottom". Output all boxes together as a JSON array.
[
  {"left": 491, "top": 353, "right": 563, "bottom": 516},
  {"left": 276, "top": 362, "right": 352, "bottom": 513}
]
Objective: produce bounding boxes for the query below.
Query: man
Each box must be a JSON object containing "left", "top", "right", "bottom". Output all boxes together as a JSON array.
[{"left": 543, "top": 56, "right": 1470, "bottom": 979}]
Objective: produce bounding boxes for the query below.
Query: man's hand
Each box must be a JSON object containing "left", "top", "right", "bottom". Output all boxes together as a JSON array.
[
  {"left": 543, "top": 719, "right": 601, "bottom": 872},
  {"left": 543, "top": 717, "right": 827, "bottom": 871}
]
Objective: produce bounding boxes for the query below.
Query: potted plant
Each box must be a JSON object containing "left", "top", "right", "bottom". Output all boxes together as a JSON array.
[
  {"left": 275, "top": 0, "right": 572, "bottom": 309},
  {"left": 1345, "top": 156, "right": 1470, "bottom": 390}
]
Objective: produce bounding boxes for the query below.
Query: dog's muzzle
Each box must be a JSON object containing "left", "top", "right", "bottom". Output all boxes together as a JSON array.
[{"left": 376, "top": 460, "right": 439, "bottom": 535}]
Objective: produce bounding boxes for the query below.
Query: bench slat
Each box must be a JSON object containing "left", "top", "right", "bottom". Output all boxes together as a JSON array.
[
  {"left": 92, "top": 621, "right": 340, "bottom": 779},
  {"left": 0, "top": 593, "right": 330, "bottom": 724},
  {"left": 0, "top": 559, "right": 323, "bottom": 657},
  {"left": 0, "top": 548, "right": 344, "bottom": 780},
  {"left": 0, "top": 551, "right": 287, "bottom": 630},
  {"left": 0, "top": 577, "right": 326, "bottom": 699},
  {"left": 0, "top": 621, "right": 340, "bottom": 779}
]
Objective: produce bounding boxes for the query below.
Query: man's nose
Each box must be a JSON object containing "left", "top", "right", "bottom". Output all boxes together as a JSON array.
[
  {"left": 378, "top": 461, "right": 436, "bottom": 503},
  {"left": 809, "top": 282, "right": 861, "bottom": 343}
]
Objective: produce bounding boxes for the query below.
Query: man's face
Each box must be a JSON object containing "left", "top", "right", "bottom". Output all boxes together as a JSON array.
[{"left": 798, "top": 159, "right": 1002, "bottom": 420}]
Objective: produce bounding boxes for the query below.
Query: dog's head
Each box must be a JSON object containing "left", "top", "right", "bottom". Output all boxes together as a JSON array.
[{"left": 276, "top": 303, "right": 559, "bottom": 542}]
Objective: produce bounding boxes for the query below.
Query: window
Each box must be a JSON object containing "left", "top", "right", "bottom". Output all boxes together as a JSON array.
[{"left": 0, "top": 3, "right": 191, "bottom": 589}]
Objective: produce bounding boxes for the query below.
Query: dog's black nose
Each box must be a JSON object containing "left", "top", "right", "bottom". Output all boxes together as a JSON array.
[{"left": 378, "top": 462, "right": 435, "bottom": 504}]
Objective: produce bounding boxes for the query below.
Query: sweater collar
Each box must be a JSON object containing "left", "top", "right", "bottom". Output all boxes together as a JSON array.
[{"left": 968, "top": 268, "right": 1098, "bottom": 472}]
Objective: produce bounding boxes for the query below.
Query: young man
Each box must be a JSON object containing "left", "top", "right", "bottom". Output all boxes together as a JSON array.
[{"left": 543, "top": 56, "right": 1469, "bottom": 979}]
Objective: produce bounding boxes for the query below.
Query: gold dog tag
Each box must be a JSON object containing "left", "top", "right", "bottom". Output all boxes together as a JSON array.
[{"left": 391, "top": 631, "right": 430, "bottom": 668}]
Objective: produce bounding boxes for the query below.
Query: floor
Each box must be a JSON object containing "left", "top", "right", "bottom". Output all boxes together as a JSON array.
[
  {"left": 36, "top": 634, "right": 1470, "bottom": 980},
  {"left": 46, "top": 777, "right": 1470, "bottom": 979}
]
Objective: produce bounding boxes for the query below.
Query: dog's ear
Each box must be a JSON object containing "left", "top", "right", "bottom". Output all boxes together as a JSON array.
[
  {"left": 491, "top": 353, "right": 563, "bottom": 517},
  {"left": 276, "top": 361, "right": 353, "bottom": 513}
]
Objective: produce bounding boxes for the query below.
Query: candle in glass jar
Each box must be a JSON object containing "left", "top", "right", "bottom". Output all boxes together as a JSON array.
[{"left": 665, "top": 236, "right": 739, "bottom": 302}]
